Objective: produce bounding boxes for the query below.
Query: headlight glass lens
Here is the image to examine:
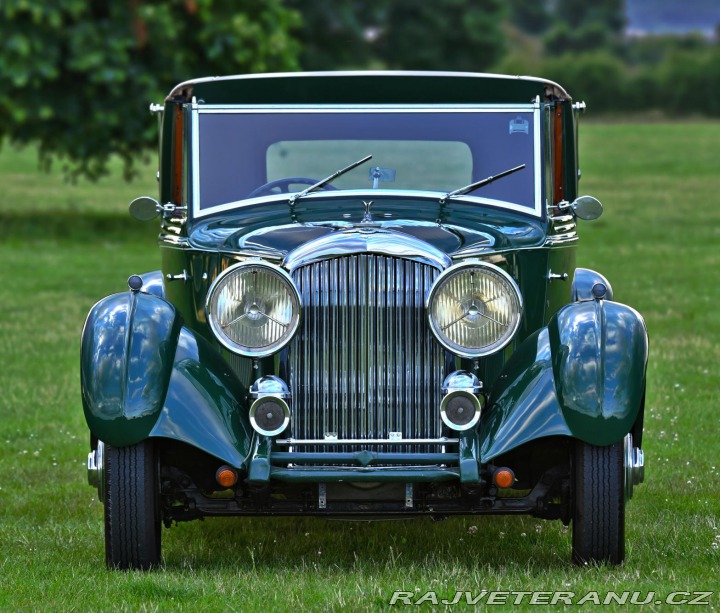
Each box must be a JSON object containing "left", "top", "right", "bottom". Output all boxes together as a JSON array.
[
  {"left": 207, "top": 263, "right": 301, "bottom": 357},
  {"left": 428, "top": 262, "right": 522, "bottom": 357}
]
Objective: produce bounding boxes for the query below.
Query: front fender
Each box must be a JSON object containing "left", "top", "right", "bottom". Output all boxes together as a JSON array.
[
  {"left": 148, "top": 327, "right": 253, "bottom": 466},
  {"left": 549, "top": 299, "right": 648, "bottom": 445},
  {"left": 81, "top": 290, "right": 182, "bottom": 446},
  {"left": 81, "top": 291, "right": 253, "bottom": 463},
  {"left": 481, "top": 299, "right": 648, "bottom": 460}
]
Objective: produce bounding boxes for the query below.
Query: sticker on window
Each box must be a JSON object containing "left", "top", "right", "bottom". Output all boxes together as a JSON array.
[{"left": 509, "top": 117, "right": 529, "bottom": 135}]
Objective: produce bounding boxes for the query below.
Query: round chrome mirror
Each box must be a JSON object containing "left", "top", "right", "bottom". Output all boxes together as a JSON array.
[
  {"left": 570, "top": 195, "right": 603, "bottom": 221},
  {"left": 129, "top": 196, "right": 160, "bottom": 221}
]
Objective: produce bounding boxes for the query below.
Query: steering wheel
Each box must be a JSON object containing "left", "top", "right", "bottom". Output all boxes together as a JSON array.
[{"left": 247, "top": 177, "right": 338, "bottom": 199}]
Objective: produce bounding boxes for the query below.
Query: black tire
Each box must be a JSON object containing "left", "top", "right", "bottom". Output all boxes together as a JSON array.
[
  {"left": 572, "top": 440, "right": 625, "bottom": 565},
  {"left": 104, "top": 441, "right": 161, "bottom": 570}
]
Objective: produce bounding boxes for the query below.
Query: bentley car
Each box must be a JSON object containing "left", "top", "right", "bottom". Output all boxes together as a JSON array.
[{"left": 82, "top": 72, "right": 648, "bottom": 569}]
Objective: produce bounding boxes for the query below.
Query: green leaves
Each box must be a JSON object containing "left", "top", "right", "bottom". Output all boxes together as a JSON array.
[
  {"left": 0, "top": 0, "right": 300, "bottom": 181},
  {"left": 288, "top": 0, "right": 506, "bottom": 73}
]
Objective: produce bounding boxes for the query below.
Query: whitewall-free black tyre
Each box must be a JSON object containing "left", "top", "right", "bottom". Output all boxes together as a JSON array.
[
  {"left": 572, "top": 440, "right": 625, "bottom": 565},
  {"left": 104, "top": 441, "right": 161, "bottom": 570}
]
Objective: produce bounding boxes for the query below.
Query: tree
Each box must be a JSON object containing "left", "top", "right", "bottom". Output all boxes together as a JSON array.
[
  {"left": 507, "top": 0, "right": 551, "bottom": 35},
  {"left": 286, "top": 0, "right": 383, "bottom": 70},
  {"left": 290, "top": 0, "right": 506, "bottom": 72},
  {"left": 0, "top": 0, "right": 300, "bottom": 180},
  {"left": 544, "top": 0, "right": 626, "bottom": 55},
  {"left": 541, "top": 51, "right": 628, "bottom": 113},
  {"left": 379, "top": 0, "right": 506, "bottom": 71}
]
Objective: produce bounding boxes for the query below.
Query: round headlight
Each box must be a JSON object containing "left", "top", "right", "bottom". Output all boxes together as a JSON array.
[
  {"left": 206, "top": 262, "right": 301, "bottom": 357},
  {"left": 427, "top": 261, "right": 522, "bottom": 357}
]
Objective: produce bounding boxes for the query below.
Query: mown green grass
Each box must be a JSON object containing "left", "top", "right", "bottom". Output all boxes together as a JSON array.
[{"left": 0, "top": 124, "right": 719, "bottom": 611}]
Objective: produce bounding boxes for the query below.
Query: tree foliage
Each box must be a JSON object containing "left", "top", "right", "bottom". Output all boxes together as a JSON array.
[
  {"left": 544, "top": 0, "right": 626, "bottom": 54},
  {"left": 286, "top": 0, "right": 381, "bottom": 70},
  {"left": 378, "top": 0, "right": 506, "bottom": 72},
  {"left": 0, "top": 0, "right": 300, "bottom": 180},
  {"left": 507, "top": 0, "right": 551, "bottom": 35},
  {"left": 290, "top": 0, "right": 506, "bottom": 72}
]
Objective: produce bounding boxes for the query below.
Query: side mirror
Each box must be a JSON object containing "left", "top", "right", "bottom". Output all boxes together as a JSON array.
[
  {"left": 129, "top": 196, "right": 161, "bottom": 221},
  {"left": 570, "top": 195, "right": 603, "bottom": 221}
]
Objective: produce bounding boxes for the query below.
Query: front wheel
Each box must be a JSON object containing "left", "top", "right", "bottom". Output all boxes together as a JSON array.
[
  {"left": 104, "top": 441, "right": 161, "bottom": 570},
  {"left": 572, "top": 440, "right": 625, "bottom": 565}
]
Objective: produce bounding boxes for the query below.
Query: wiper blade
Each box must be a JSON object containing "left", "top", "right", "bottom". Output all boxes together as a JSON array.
[
  {"left": 288, "top": 154, "right": 373, "bottom": 205},
  {"left": 439, "top": 164, "right": 526, "bottom": 204}
]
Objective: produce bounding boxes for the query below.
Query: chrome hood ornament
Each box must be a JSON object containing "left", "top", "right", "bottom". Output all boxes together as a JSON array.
[{"left": 361, "top": 200, "right": 374, "bottom": 223}]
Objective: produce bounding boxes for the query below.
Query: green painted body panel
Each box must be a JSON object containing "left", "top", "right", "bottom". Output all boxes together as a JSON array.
[
  {"left": 481, "top": 299, "right": 648, "bottom": 460},
  {"left": 149, "top": 327, "right": 252, "bottom": 465},
  {"left": 549, "top": 300, "right": 648, "bottom": 445},
  {"left": 82, "top": 289, "right": 252, "bottom": 460},
  {"left": 481, "top": 328, "right": 569, "bottom": 461},
  {"left": 81, "top": 291, "right": 182, "bottom": 446},
  {"left": 458, "top": 431, "right": 481, "bottom": 482},
  {"left": 172, "top": 72, "right": 565, "bottom": 106},
  {"left": 162, "top": 247, "right": 206, "bottom": 334},
  {"left": 545, "top": 247, "right": 576, "bottom": 321},
  {"left": 247, "top": 434, "right": 272, "bottom": 483}
]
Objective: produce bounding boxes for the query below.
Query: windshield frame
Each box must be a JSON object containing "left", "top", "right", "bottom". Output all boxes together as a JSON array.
[{"left": 189, "top": 101, "right": 543, "bottom": 219}]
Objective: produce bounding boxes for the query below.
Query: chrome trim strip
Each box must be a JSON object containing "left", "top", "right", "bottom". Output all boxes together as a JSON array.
[
  {"left": 533, "top": 98, "right": 542, "bottom": 217},
  {"left": 199, "top": 104, "right": 536, "bottom": 113},
  {"left": 545, "top": 233, "right": 578, "bottom": 246},
  {"left": 167, "top": 70, "right": 570, "bottom": 101},
  {"left": 191, "top": 189, "right": 543, "bottom": 221},
  {"left": 190, "top": 105, "right": 544, "bottom": 220},
  {"left": 283, "top": 227, "right": 452, "bottom": 272},
  {"left": 548, "top": 214, "right": 574, "bottom": 223},
  {"left": 546, "top": 200, "right": 578, "bottom": 245},
  {"left": 192, "top": 102, "right": 200, "bottom": 220},
  {"left": 158, "top": 233, "right": 191, "bottom": 248},
  {"left": 275, "top": 438, "right": 459, "bottom": 445}
]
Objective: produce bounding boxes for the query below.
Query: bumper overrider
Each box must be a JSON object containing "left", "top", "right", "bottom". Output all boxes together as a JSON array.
[{"left": 83, "top": 255, "right": 647, "bottom": 513}]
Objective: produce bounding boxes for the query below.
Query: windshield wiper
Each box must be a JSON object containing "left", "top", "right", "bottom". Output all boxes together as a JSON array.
[
  {"left": 288, "top": 154, "right": 373, "bottom": 206},
  {"left": 439, "top": 164, "right": 526, "bottom": 204}
]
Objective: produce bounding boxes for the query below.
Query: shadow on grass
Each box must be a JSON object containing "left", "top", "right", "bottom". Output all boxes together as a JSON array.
[
  {"left": 159, "top": 514, "right": 572, "bottom": 573},
  {"left": 2, "top": 212, "right": 157, "bottom": 243}
]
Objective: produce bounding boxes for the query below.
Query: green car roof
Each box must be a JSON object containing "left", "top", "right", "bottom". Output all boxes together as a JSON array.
[{"left": 166, "top": 71, "right": 571, "bottom": 105}]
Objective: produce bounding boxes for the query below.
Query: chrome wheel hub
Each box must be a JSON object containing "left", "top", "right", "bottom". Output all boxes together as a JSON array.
[
  {"left": 624, "top": 433, "right": 644, "bottom": 500},
  {"left": 87, "top": 440, "right": 105, "bottom": 500}
]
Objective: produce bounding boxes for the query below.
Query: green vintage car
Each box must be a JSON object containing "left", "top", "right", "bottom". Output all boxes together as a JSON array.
[{"left": 82, "top": 71, "right": 648, "bottom": 570}]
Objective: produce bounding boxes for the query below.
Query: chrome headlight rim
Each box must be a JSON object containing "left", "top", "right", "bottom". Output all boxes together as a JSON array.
[
  {"left": 426, "top": 260, "right": 523, "bottom": 358},
  {"left": 205, "top": 260, "right": 301, "bottom": 358}
]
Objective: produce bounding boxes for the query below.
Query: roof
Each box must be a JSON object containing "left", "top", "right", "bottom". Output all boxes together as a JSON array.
[{"left": 166, "top": 71, "right": 571, "bottom": 105}]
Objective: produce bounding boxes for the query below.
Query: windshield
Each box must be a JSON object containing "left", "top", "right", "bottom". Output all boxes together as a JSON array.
[{"left": 193, "top": 107, "right": 539, "bottom": 216}]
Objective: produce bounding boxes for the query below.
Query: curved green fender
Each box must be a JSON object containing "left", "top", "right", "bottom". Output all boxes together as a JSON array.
[
  {"left": 148, "top": 327, "right": 253, "bottom": 466},
  {"left": 81, "top": 291, "right": 253, "bottom": 464},
  {"left": 81, "top": 290, "right": 182, "bottom": 446},
  {"left": 481, "top": 299, "right": 648, "bottom": 461}
]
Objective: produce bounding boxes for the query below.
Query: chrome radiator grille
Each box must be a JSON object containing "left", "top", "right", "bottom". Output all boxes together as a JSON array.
[{"left": 288, "top": 255, "right": 445, "bottom": 452}]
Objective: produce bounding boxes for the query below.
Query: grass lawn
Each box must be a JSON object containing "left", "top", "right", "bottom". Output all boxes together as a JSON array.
[{"left": 0, "top": 123, "right": 719, "bottom": 610}]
